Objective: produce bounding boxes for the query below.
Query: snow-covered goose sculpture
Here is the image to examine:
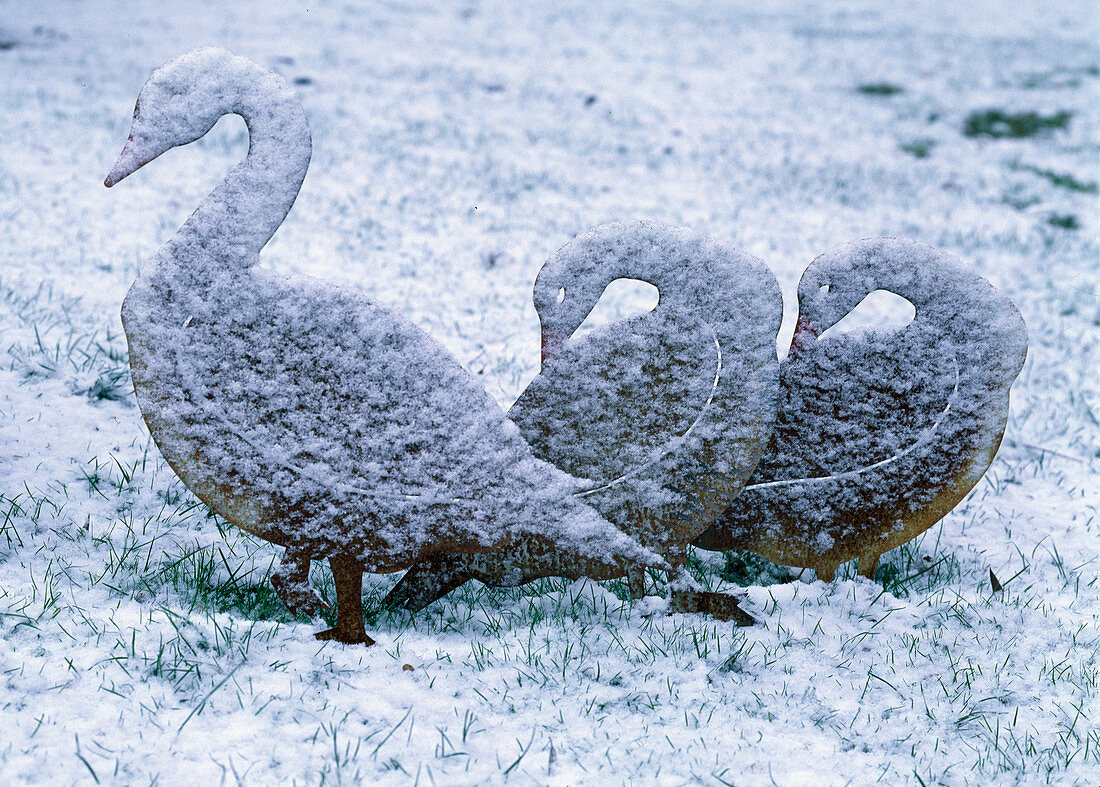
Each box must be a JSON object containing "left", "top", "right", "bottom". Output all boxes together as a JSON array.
[
  {"left": 105, "top": 48, "right": 666, "bottom": 645},
  {"left": 694, "top": 238, "right": 1028, "bottom": 580},
  {"left": 386, "top": 221, "right": 782, "bottom": 620}
]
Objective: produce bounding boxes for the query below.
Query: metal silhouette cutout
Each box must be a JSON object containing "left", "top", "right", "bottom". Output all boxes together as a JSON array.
[
  {"left": 106, "top": 50, "right": 1029, "bottom": 643},
  {"left": 386, "top": 221, "right": 782, "bottom": 620},
  {"left": 106, "top": 49, "right": 667, "bottom": 645},
  {"left": 695, "top": 238, "right": 1028, "bottom": 580}
]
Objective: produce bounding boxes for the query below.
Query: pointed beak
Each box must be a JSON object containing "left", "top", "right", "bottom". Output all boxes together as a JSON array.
[
  {"left": 540, "top": 326, "right": 567, "bottom": 366},
  {"left": 104, "top": 134, "right": 166, "bottom": 187},
  {"left": 789, "top": 315, "right": 819, "bottom": 355}
]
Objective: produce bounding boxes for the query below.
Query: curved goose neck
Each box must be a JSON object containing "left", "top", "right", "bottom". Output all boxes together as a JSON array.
[
  {"left": 536, "top": 221, "right": 773, "bottom": 348},
  {"left": 806, "top": 239, "right": 1027, "bottom": 380},
  {"left": 165, "top": 76, "right": 311, "bottom": 268}
]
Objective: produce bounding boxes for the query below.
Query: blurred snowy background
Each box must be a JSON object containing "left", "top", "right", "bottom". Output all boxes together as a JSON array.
[{"left": 0, "top": 1, "right": 1097, "bottom": 783}]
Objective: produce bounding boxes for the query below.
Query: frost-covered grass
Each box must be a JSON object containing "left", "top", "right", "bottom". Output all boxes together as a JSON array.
[{"left": 1, "top": 0, "right": 1098, "bottom": 783}]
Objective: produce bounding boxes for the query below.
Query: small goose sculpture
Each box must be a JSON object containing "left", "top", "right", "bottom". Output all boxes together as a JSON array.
[
  {"left": 694, "top": 238, "right": 1028, "bottom": 580},
  {"left": 386, "top": 221, "right": 782, "bottom": 620},
  {"left": 105, "top": 49, "right": 666, "bottom": 645}
]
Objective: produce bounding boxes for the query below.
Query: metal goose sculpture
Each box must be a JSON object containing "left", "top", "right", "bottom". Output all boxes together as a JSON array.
[
  {"left": 694, "top": 238, "right": 1028, "bottom": 581},
  {"left": 105, "top": 49, "right": 666, "bottom": 645},
  {"left": 386, "top": 221, "right": 782, "bottom": 620}
]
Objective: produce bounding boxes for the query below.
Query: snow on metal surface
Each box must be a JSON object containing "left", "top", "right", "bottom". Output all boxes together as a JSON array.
[{"left": 696, "top": 239, "right": 1028, "bottom": 580}]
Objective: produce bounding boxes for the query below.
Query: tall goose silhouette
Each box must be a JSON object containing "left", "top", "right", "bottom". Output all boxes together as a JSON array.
[
  {"left": 105, "top": 49, "right": 667, "bottom": 645},
  {"left": 695, "top": 238, "right": 1027, "bottom": 580},
  {"left": 386, "top": 221, "right": 782, "bottom": 618}
]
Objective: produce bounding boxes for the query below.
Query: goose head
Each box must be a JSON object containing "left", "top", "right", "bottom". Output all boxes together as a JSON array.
[
  {"left": 532, "top": 222, "right": 671, "bottom": 365},
  {"left": 531, "top": 220, "right": 708, "bottom": 365},
  {"left": 532, "top": 250, "right": 628, "bottom": 365},
  {"left": 793, "top": 237, "right": 1027, "bottom": 384},
  {"left": 105, "top": 48, "right": 242, "bottom": 187},
  {"left": 794, "top": 245, "right": 878, "bottom": 344},
  {"left": 792, "top": 237, "right": 938, "bottom": 350},
  {"left": 533, "top": 220, "right": 782, "bottom": 365}
]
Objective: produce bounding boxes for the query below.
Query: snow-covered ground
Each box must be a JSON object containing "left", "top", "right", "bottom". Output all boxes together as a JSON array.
[{"left": 1, "top": 0, "right": 1097, "bottom": 783}]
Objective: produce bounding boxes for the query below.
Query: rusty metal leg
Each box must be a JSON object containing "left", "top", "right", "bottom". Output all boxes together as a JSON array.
[
  {"left": 666, "top": 551, "right": 756, "bottom": 626},
  {"left": 858, "top": 552, "right": 881, "bottom": 580},
  {"left": 271, "top": 546, "right": 327, "bottom": 617},
  {"left": 382, "top": 552, "right": 474, "bottom": 613},
  {"left": 315, "top": 554, "right": 374, "bottom": 646}
]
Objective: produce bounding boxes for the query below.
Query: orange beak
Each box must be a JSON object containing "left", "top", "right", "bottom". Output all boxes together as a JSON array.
[
  {"left": 789, "top": 315, "right": 819, "bottom": 356},
  {"left": 104, "top": 134, "right": 166, "bottom": 187},
  {"left": 540, "top": 326, "right": 567, "bottom": 366}
]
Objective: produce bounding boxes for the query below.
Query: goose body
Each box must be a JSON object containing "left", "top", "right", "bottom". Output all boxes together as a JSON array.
[
  {"left": 694, "top": 238, "right": 1028, "bottom": 580},
  {"left": 387, "top": 221, "right": 782, "bottom": 617},
  {"left": 107, "top": 49, "right": 661, "bottom": 644}
]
